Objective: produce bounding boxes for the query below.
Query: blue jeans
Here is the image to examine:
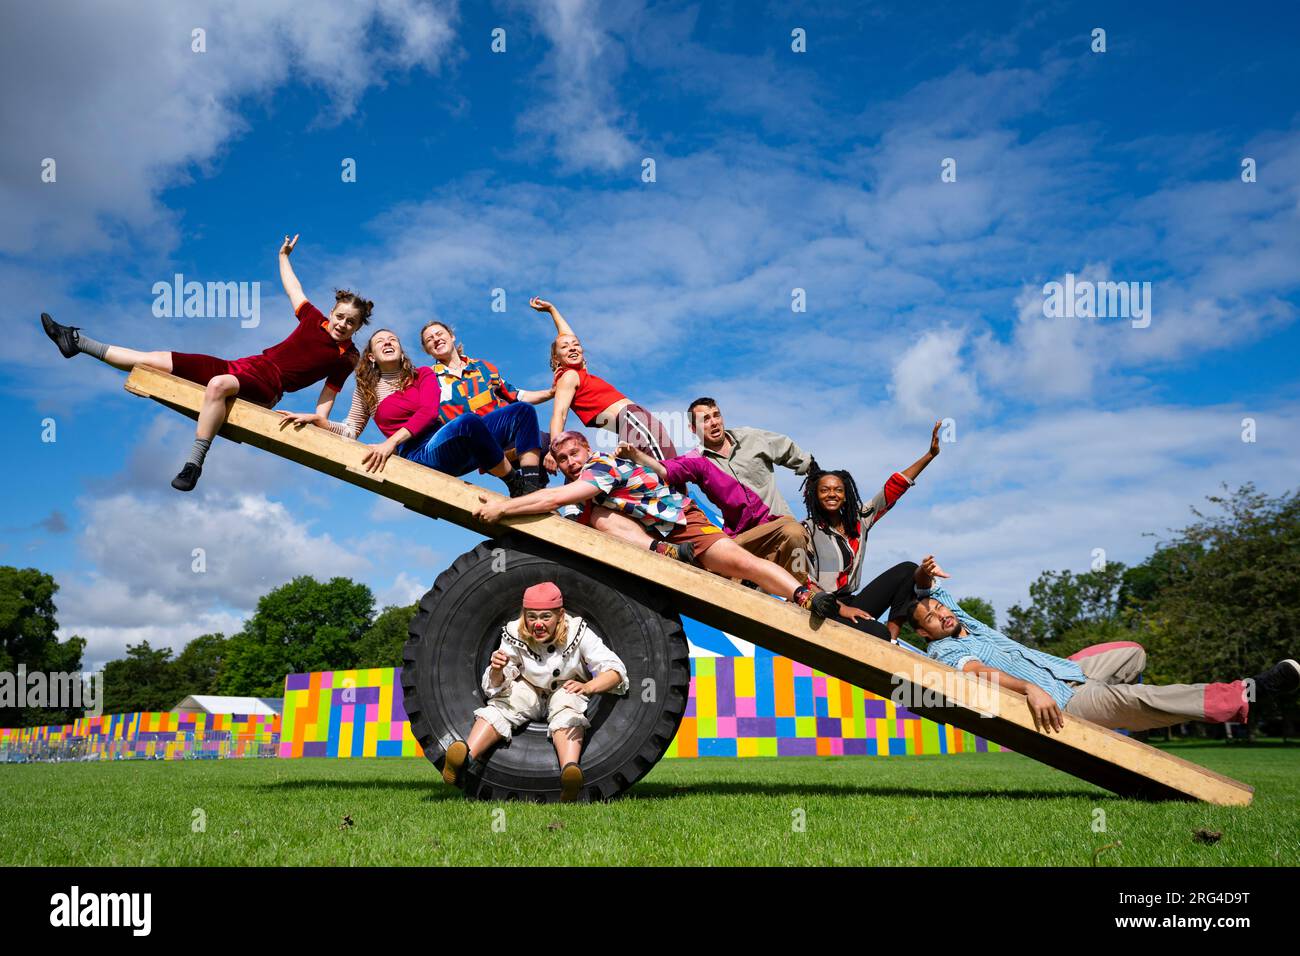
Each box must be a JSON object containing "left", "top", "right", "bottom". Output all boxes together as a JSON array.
[
  {"left": 481, "top": 401, "right": 541, "bottom": 459},
  {"left": 401, "top": 403, "right": 541, "bottom": 476}
]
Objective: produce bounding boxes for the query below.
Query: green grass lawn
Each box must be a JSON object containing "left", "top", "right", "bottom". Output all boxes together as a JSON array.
[{"left": 2, "top": 743, "right": 1297, "bottom": 866}]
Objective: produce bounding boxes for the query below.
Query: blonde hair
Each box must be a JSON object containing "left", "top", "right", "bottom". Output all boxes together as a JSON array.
[
  {"left": 517, "top": 606, "right": 567, "bottom": 646},
  {"left": 421, "top": 319, "right": 467, "bottom": 361},
  {"left": 549, "top": 334, "right": 585, "bottom": 372}
]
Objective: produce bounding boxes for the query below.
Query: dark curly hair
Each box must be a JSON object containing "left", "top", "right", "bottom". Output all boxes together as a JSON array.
[{"left": 800, "top": 467, "right": 864, "bottom": 537}]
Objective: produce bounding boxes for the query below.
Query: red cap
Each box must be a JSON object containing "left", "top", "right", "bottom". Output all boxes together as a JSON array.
[{"left": 522, "top": 582, "right": 564, "bottom": 610}]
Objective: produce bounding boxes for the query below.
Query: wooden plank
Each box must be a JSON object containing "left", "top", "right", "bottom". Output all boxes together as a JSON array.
[{"left": 124, "top": 366, "right": 1254, "bottom": 805}]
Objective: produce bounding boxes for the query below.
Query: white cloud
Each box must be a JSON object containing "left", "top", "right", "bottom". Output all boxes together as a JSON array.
[
  {"left": 512, "top": 0, "right": 639, "bottom": 173},
  {"left": 0, "top": 0, "right": 459, "bottom": 254},
  {"left": 889, "top": 327, "right": 981, "bottom": 423},
  {"left": 376, "top": 571, "right": 429, "bottom": 609}
]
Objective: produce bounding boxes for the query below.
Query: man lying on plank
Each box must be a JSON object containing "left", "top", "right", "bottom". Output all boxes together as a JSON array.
[
  {"left": 472, "top": 430, "right": 848, "bottom": 619},
  {"left": 900, "top": 556, "right": 1300, "bottom": 733}
]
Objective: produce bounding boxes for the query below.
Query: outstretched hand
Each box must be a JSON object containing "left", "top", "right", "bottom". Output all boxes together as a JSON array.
[
  {"left": 279, "top": 233, "right": 299, "bottom": 256},
  {"left": 915, "top": 554, "right": 950, "bottom": 587},
  {"left": 928, "top": 419, "right": 943, "bottom": 457},
  {"left": 529, "top": 296, "right": 554, "bottom": 313},
  {"left": 475, "top": 494, "right": 506, "bottom": 524},
  {"left": 276, "top": 410, "right": 321, "bottom": 430}
]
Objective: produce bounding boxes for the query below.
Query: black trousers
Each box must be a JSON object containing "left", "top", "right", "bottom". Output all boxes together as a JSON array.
[{"left": 834, "top": 561, "right": 919, "bottom": 640}]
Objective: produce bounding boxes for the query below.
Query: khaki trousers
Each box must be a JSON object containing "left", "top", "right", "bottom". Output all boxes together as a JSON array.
[
  {"left": 475, "top": 680, "right": 592, "bottom": 739},
  {"left": 1063, "top": 644, "right": 1248, "bottom": 731},
  {"left": 730, "top": 516, "right": 810, "bottom": 580}
]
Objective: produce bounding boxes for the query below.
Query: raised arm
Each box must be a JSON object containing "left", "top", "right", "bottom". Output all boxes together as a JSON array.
[
  {"left": 278, "top": 234, "right": 307, "bottom": 313},
  {"left": 530, "top": 296, "right": 575, "bottom": 337},
  {"left": 900, "top": 420, "right": 942, "bottom": 483}
]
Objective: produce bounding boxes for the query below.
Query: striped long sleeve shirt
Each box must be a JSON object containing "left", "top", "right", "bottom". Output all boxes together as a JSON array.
[{"left": 325, "top": 370, "right": 407, "bottom": 440}]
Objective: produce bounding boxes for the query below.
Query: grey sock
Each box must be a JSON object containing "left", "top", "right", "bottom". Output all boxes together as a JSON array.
[
  {"left": 186, "top": 438, "right": 212, "bottom": 468},
  {"left": 75, "top": 333, "right": 109, "bottom": 360}
]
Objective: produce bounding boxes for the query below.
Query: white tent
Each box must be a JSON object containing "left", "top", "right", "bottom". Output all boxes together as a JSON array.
[{"left": 172, "top": 695, "right": 282, "bottom": 716}]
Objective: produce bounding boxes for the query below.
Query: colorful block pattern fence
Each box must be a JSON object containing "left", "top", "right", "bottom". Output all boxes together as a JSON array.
[
  {"left": 275, "top": 657, "right": 999, "bottom": 760},
  {"left": 278, "top": 668, "right": 421, "bottom": 758},
  {"left": 0, "top": 711, "right": 280, "bottom": 760},
  {"left": 2, "top": 659, "right": 1000, "bottom": 761},
  {"left": 666, "top": 655, "right": 1001, "bottom": 758}
]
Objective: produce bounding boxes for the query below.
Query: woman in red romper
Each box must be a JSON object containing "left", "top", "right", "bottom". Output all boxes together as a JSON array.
[
  {"left": 529, "top": 296, "right": 678, "bottom": 473},
  {"left": 40, "top": 235, "right": 369, "bottom": 491}
]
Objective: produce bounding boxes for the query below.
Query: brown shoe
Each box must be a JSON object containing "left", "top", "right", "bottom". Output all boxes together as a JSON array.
[
  {"left": 559, "top": 761, "right": 584, "bottom": 803},
  {"left": 442, "top": 740, "right": 470, "bottom": 788}
]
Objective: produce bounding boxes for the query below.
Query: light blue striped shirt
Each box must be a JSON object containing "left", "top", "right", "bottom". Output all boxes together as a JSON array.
[{"left": 919, "top": 583, "right": 1085, "bottom": 709}]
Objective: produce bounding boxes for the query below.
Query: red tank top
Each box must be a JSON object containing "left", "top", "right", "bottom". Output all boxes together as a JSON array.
[{"left": 554, "top": 364, "right": 627, "bottom": 426}]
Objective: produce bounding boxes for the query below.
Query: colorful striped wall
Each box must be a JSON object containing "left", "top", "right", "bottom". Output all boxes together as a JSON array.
[
  {"left": 666, "top": 655, "right": 1000, "bottom": 757},
  {"left": 274, "top": 656, "right": 999, "bottom": 759},
  {"left": 1, "top": 712, "right": 280, "bottom": 760},
  {"left": 278, "top": 668, "right": 422, "bottom": 758},
  {"left": 2, "top": 651, "right": 1000, "bottom": 762}
]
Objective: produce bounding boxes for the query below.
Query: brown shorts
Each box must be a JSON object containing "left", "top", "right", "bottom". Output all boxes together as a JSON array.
[{"left": 663, "top": 502, "right": 726, "bottom": 555}]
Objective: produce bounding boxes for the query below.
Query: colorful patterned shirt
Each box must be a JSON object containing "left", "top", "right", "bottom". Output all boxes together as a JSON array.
[
  {"left": 429, "top": 357, "right": 519, "bottom": 424},
  {"left": 574, "top": 453, "right": 689, "bottom": 535}
]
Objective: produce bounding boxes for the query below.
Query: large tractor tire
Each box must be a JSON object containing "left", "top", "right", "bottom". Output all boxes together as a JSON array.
[{"left": 402, "top": 534, "right": 690, "bottom": 803}]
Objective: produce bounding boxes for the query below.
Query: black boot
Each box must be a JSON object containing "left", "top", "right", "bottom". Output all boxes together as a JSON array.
[
  {"left": 503, "top": 469, "right": 534, "bottom": 498},
  {"left": 1250, "top": 659, "right": 1300, "bottom": 708},
  {"left": 171, "top": 463, "right": 202, "bottom": 492},
  {"left": 518, "top": 465, "right": 549, "bottom": 493},
  {"left": 41, "top": 313, "right": 81, "bottom": 358}
]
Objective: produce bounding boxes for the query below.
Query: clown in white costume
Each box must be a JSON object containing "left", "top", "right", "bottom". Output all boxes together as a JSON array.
[{"left": 442, "top": 582, "right": 629, "bottom": 802}]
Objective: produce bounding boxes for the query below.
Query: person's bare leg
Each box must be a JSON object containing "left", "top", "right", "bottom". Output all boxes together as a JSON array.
[
  {"left": 196, "top": 375, "right": 239, "bottom": 441},
  {"left": 172, "top": 374, "right": 238, "bottom": 492},
  {"left": 466, "top": 717, "right": 503, "bottom": 758},
  {"left": 101, "top": 347, "right": 173, "bottom": 374},
  {"left": 518, "top": 449, "right": 541, "bottom": 467},
  {"left": 485, "top": 457, "right": 514, "bottom": 477},
  {"left": 552, "top": 726, "right": 583, "bottom": 766},
  {"left": 698, "top": 539, "right": 802, "bottom": 599},
  {"left": 588, "top": 506, "right": 656, "bottom": 546}
]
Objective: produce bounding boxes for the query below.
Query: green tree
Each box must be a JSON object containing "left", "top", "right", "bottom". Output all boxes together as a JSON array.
[
  {"left": 1141, "top": 485, "right": 1299, "bottom": 730},
  {"left": 171, "top": 632, "right": 228, "bottom": 695},
  {"left": 354, "top": 604, "right": 417, "bottom": 669},
  {"left": 1004, "top": 562, "right": 1128, "bottom": 648},
  {"left": 220, "top": 576, "right": 374, "bottom": 696},
  {"left": 101, "top": 641, "right": 184, "bottom": 714},
  {"left": 0, "top": 566, "right": 87, "bottom": 727},
  {"left": 956, "top": 596, "right": 996, "bottom": 629}
]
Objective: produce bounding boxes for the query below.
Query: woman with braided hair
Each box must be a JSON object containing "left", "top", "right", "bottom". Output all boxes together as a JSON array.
[{"left": 799, "top": 420, "right": 943, "bottom": 641}]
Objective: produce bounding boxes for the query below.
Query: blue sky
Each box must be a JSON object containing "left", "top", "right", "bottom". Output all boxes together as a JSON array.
[{"left": 2, "top": 0, "right": 1297, "bottom": 669}]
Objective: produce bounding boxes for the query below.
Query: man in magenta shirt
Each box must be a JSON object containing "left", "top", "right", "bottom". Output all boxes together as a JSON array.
[{"left": 615, "top": 443, "right": 811, "bottom": 579}]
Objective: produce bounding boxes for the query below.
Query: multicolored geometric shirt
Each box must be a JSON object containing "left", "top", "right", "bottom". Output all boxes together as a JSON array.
[
  {"left": 429, "top": 357, "right": 518, "bottom": 425},
  {"left": 574, "top": 453, "right": 689, "bottom": 535}
]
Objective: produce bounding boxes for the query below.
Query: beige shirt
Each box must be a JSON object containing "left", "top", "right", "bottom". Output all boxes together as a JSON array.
[
  {"left": 481, "top": 614, "right": 629, "bottom": 699},
  {"left": 683, "top": 427, "right": 814, "bottom": 518}
]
